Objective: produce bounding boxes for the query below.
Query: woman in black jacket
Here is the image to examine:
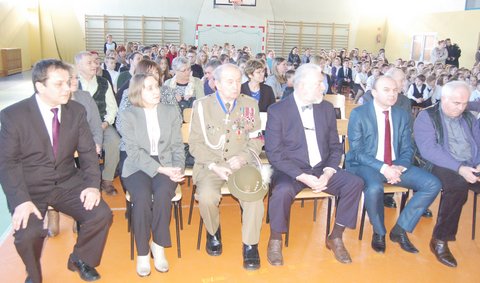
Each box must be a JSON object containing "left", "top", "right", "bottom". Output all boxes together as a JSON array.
[{"left": 241, "top": 59, "right": 276, "bottom": 112}]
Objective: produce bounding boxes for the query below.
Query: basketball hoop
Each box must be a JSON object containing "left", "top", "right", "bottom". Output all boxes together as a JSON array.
[{"left": 230, "top": 0, "right": 243, "bottom": 9}]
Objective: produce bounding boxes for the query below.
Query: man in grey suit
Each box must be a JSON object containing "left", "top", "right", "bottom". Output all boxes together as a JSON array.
[{"left": 0, "top": 59, "right": 112, "bottom": 283}]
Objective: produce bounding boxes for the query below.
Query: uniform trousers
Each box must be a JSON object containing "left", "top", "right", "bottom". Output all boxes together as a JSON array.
[
  {"left": 269, "top": 169, "right": 364, "bottom": 234},
  {"left": 194, "top": 167, "right": 264, "bottom": 245},
  {"left": 13, "top": 180, "right": 112, "bottom": 283},
  {"left": 122, "top": 168, "right": 177, "bottom": 255},
  {"left": 432, "top": 165, "right": 480, "bottom": 241}
]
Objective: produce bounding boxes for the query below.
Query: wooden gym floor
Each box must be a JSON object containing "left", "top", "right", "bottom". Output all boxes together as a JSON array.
[{"left": 1, "top": 178, "right": 480, "bottom": 283}]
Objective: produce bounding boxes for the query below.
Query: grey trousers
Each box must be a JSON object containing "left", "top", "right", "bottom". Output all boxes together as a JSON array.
[{"left": 102, "top": 126, "right": 120, "bottom": 181}]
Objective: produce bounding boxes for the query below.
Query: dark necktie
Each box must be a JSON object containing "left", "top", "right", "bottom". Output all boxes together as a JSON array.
[
  {"left": 383, "top": 110, "right": 392, "bottom": 166},
  {"left": 51, "top": 108, "right": 60, "bottom": 158}
]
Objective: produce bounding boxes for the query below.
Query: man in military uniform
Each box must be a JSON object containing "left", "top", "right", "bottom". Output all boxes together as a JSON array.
[{"left": 189, "top": 64, "right": 264, "bottom": 270}]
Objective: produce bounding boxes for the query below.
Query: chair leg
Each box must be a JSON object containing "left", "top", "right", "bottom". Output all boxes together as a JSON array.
[
  {"left": 301, "top": 200, "right": 305, "bottom": 208},
  {"left": 326, "top": 197, "right": 332, "bottom": 240},
  {"left": 266, "top": 184, "right": 272, "bottom": 224},
  {"left": 313, "top": 199, "right": 318, "bottom": 222},
  {"left": 130, "top": 202, "right": 134, "bottom": 261},
  {"left": 188, "top": 185, "right": 197, "bottom": 225},
  {"left": 179, "top": 198, "right": 184, "bottom": 230},
  {"left": 197, "top": 217, "right": 203, "bottom": 250},
  {"left": 285, "top": 211, "right": 290, "bottom": 247},
  {"left": 473, "top": 192, "right": 478, "bottom": 240},
  {"left": 173, "top": 201, "right": 181, "bottom": 258},
  {"left": 359, "top": 204, "right": 366, "bottom": 240},
  {"left": 399, "top": 191, "right": 409, "bottom": 212}
]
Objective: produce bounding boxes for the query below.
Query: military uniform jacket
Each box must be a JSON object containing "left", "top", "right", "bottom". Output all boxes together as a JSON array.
[{"left": 189, "top": 94, "right": 264, "bottom": 174}]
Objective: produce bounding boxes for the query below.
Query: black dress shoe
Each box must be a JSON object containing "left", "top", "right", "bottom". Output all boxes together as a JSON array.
[
  {"left": 68, "top": 257, "right": 100, "bottom": 281},
  {"left": 430, "top": 238, "right": 457, "bottom": 267},
  {"left": 206, "top": 227, "right": 222, "bottom": 256},
  {"left": 422, "top": 208, "right": 433, "bottom": 218},
  {"left": 389, "top": 231, "right": 418, "bottom": 253},
  {"left": 243, "top": 244, "right": 260, "bottom": 270},
  {"left": 383, "top": 195, "right": 397, "bottom": 208},
  {"left": 371, "top": 232, "right": 386, "bottom": 253}
]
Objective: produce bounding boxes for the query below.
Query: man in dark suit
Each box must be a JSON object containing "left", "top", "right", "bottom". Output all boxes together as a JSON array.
[
  {"left": 265, "top": 64, "right": 364, "bottom": 265},
  {"left": 336, "top": 59, "right": 353, "bottom": 91},
  {"left": 0, "top": 59, "right": 113, "bottom": 283},
  {"left": 346, "top": 76, "right": 441, "bottom": 255}
]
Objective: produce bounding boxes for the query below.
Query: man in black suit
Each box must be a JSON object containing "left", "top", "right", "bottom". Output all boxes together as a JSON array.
[
  {"left": 265, "top": 63, "right": 364, "bottom": 265},
  {"left": 0, "top": 59, "right": 112, "bottom": 283},
  {"left": 336, "top": 59, "right": 353, "bottom": 91}
]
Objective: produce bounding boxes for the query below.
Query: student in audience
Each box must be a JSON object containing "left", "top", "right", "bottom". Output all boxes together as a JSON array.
[
  {"left": 431, "top": 40, "right": 448, "bottom": 65},
  {"left": 336, "top": 59, "right": 354, "bottom": 94},
  {"left": 237, "top": 57, "right": 249, "bottom": 84},
  {"left": 266, "top": 49, "right": 275, "bottom": 74},
  {"left": 105, "top": 56, "right": 119, "bottom": 92},
  {"left": 431, "top": 74, "right": 448, "bottom": 104},
  {"left": 407, "top": 74, "right": 432, "bottom": 107},
  {"left": 353, "top": 63, "right": 368, "bottom": 100},
  {"left": 445, "top": 38, "right": 461, "bottom": 68},
  {"left": 155, "top": 57, "right": 172, "bottom": 85},
  {"left": 118, "top": 73, "right": 184, "bottom": 276},
  {"left": 281, "top": 70, "right": 295, "bottom": 100},
  {"left": 241, "top": 59, "right": 276, "bottom": 112},
  {"left": 266, "top": 57, "right": 287, "bottom": 99},
  {"left": 266, "top": 64, "right": 363, "bottom": 265},
  {"left": 309, "top": 55, "right": 330, "bottom": 94},
  {"left": 116, "top": 52, "right": 143, "bottom": 105},
  {"left": 104, "top": 34, "right": 117, "bottom": 54},
  {"left": 202, "top": 59, "right": 222, "bottom": 96},
  {"left": 166, "top": 44, "right": 178, "bottom": 67},
  {"left": 116, "top": 45, "right": 128, "bottom": 71},
  {"left": 288, "top": 47, "right": 301, "bottom": 69},
  {"left": 165, "top": 57, "right": 205, "bottom": 114},
  {"left": 197, "top": 50, "right": 209, "bottom": 69},
  {"left": 301, "top": 48, "right": 311, "bottom": 64},
  {"left": 470, "top": 80, "right": 480, "bottom": 102},
  {"left": 188, "top": 49, "right": 204, "bottom": 79},
  {"left": 189, "top": 64, "right": 264, "bottom": 270}
]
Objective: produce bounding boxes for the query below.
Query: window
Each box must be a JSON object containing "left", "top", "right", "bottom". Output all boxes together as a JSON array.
[{"left": 411, "top": 34, "right": 436, "bottom": 62}]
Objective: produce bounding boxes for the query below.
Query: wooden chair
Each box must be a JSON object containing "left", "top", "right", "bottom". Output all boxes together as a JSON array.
[
  {"left": 183, "top": 108, "right": 193, "bottom": 123},
  {"left": 324, "top": 94, "right": 346, "bottom": 119},
  {"left": 126, "top": 185, "right": 183, "bottom": 259},
  {"left": 345, "top": 101, "right": 360, "bottom": 120},
  {"left": 358, "top": 184, "right": 410, "bottom": 240},
  {"left": 181, "top": 123, "right": 194, "bottom": 193},
  {"left": 471, "top": 190, "right": 479, "bottom": 240}
]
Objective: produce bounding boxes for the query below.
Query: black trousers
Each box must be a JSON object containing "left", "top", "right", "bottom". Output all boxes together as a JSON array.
[
  {"left": 432, "top": 165, "right": 480, "bottom": 241},
  {"left": 122, "top": 169, "right": 176, "bottom": 255},
  {"left": 14, "top": 183, "right": 113, "bottom": 283}
]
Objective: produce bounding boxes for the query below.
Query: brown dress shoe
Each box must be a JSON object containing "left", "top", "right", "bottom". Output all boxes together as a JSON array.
[
  {"left": 430, "top": 238, "right": 457, "bottom": 267},
  {"left": 326, "top": 237, "right": 352, "bottom": 264},
  {"left": 267, "top": 239, "right": 284, "bottom": 266},
  {"left": 47, "top": 210, "right": 59, "bottom": 237},
  {"left": 101, "top": 180, "right": 118, "bottom": 196}
]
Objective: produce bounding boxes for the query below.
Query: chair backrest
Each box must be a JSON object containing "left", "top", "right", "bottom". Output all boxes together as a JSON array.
[
  {"left": 181, "top": 123, "right": 190, "bottom": 143},
  {"left": 336, "top": 119, "right": 349, "bottom": 168},
  {"left": 324, "top": 94, "right": 346, "bottom": 119},
  {"left": 259, "top": 112, "right": 268, "bottom": 131},
  {"left": 345, "top": 101, "right": 360, "bottom": 119},
  {"left": 183, "top": 108, "right": 193, "bottom": 123}
]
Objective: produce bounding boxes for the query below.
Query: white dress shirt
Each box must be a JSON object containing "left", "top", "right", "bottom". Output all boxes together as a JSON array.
[
  {"left": 79, "top": 75, "right": 118, "bottom": 125},
  {"left": 35, "top": 94, "right": 61, "bottom": 146},
  {"left": 373, "top": 101, "right": 396, "bottom": 173},
  {"left": 293, "top": 94, "right": 322, "bottom": 167},
  {"left": 144, "top": 106, "right": 161, "bottom": 156}
]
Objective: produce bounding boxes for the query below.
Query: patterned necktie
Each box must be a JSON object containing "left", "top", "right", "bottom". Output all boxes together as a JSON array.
[
  {"left": 383, "top": 110, "right": 392, "bottom": 166},
  {"left": 51, "top": 108, "right": 60, "bottom": 158},
  {"left": 301, "top": 104, "right": 313, "bottom": 112}
]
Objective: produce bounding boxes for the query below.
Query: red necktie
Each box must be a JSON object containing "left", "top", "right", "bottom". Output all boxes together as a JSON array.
[
  {"left": 383, "top": 110, "right": 392, "bottom": 166},
  {"left": 51, "top": 108, "right": 60, "bottom": 158}
]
